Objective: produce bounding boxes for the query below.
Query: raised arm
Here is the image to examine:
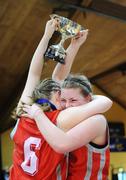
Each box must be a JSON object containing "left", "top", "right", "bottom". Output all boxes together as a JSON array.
[
  {"left": 22, "top": 104, "right": 107, "bottom": 153},
  {"left": 52, "top": 30, "right": 88, "bottom": 83},
  {"left": 16, "top": 19, "right": 59, "bottom": 114}
]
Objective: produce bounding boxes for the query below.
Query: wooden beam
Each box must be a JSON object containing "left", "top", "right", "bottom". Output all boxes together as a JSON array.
[
  {"left": 90, "top": 62, "right": 126, "bottom": 110},
  {"left": 90, "top": 62, "right": 126, "bottom": 81},
  {"left": 91, "top": 81, "right": 126, "bottom": 110},
  {"left": 90, "top": 0, "right": 126, "bottom": 21},
  {"left": 51, "top": 0, "right": 126, "bottom": 21},
  {"left": 51, "top": 0, "right": 83, "bottom": 18}
]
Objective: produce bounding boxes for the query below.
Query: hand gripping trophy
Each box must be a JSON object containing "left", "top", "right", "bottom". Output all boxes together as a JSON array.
[{"left": 44, "top": 14, "right": 85, "bottom": 64}]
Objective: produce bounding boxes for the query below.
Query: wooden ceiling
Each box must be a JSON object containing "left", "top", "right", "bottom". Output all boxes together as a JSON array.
[{"left": 0, "top": 0, "right": 126, "bottom": 133}]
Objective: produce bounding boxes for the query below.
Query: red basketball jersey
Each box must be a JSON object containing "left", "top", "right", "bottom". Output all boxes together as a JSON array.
[
  {"left": 10, "top": 110, "right": 67, "bottom": 180},
  {"left": 67, "top": 135, "right": 110, "bottom": 180}
]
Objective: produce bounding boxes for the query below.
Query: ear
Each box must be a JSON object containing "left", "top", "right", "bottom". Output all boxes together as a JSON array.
[
  {"left": 55, "top": 91, "right": 61, "bottom": 101},
  {"left": 85, "top": 94, "right": 92, "bottom": 102}
]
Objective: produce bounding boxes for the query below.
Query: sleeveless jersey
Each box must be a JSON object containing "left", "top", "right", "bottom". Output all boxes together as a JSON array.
[
  {"left": 9, "top": 110, "right": 67, "bottom": 180},
  {"left": 67, "top": 131, "right": 110, "bottom": 180}
]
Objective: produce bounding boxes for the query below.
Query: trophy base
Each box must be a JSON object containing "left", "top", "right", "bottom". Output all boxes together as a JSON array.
[{"left": 44, "top": 46, "right": 66, "bottom": 64}]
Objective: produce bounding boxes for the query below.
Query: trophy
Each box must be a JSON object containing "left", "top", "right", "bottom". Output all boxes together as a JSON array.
[{"left": 44, "top": 14, "right": 85, "bottom": 64}]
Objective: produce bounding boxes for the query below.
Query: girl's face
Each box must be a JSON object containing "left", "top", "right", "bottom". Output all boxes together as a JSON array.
[{"left": 60, "top": 88, "right": 91, "bottom": 109}]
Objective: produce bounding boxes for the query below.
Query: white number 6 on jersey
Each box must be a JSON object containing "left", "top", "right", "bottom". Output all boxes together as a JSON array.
[{"left": 21, "top": 137, "right": 41, "bottom": 175}]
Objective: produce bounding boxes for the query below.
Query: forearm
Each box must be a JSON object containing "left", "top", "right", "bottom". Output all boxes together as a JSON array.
[
  {"left": 57, "top": 95, "right": 112, "bottom": 131},
  {"left": 52, "top": 30, "right": 88, "bottom": 82},
  {"left": 34, "top": 111, "right": 74, "bottom": 153},
  {"left": 92, "top": 95, "right": 112, "bottom": 112},
  {"left": 16, "top": 20, "right": 59, "bottom": 116},
  {"left": 52, "top": 43, "right": 80, "bottom": 82},
  {"left": 26, "top": 19, "right": 58, "bottom": 84},
  {"left": 29, "top": 19, "right": 58, "bottom": 77},
  {"left": 22, "top": 103, "right": 106, "bottom": 153},
  {"left": 18, "top": 35, "right": 50, "bottom": 105},
  {"left": 34, "top": 111, "right": 105, "bottom": 153},
  {"left": 28, "top": 35, "right": 50, "bottom": 77}
]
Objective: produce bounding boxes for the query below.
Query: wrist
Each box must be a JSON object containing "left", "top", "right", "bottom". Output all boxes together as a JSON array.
[
  {"left": 33, "top": 109, "right": 42, "bottom": 120},
  {"left": 69, "top": 43, "right": 80, "bottom": 50},
  {"left": 30, "top": 104, "right": 43, "bottom": 120},
  {"left": 41, "top": 36, "right": 50, "bottom": 45},
  {"left": 43, "top": 33, "right": 52, "bottom": 41},
  {"left": 67, "top": 45, "right": 80, "bottom": 55}
]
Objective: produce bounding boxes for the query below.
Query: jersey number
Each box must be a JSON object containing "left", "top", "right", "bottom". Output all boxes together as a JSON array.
[{"left": 21, "top": 137, "right": 41, "bottom": 175}]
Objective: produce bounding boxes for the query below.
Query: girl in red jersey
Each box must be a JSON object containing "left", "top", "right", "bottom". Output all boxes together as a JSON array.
[
  {"left": 10, "top": 19, "right": 66, "bottom": 180},
  {"left": 10, "top": 17, "right": 112, "bottom": 180}
]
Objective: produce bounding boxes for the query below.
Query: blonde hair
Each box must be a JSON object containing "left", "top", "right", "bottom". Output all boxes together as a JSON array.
[
  {"left": 62, "top": 74, "right": 92, "bottom": 97},
  {"left": 12, "top": 78, "right": 61, "bottom": 119}
]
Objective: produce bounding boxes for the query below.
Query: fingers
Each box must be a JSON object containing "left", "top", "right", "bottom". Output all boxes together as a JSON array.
[
  {"left": 47, "top": 18, "right": 60, "bottom": 31},
  {"left": 23, "top": 104, "right": 31, "bottom": 108},
  {"left": 80, "top": 29, "right": 89, "bottom": 33},
  {"left": 52, "top": 18, "right": 60, "bottom": 31},
  {"left": 17, "top": 104, "right": 36, "bottom": 118},
  {"left": 79, "top": 29, "right": 89, "bottom": 36},
  {"left": 22, "top": 107, "right": 29, "bottom": 113},
  {"left": 21, "top": 103, "right": 42, "bottom": 119},
  {"left": 73, "top": 29, "right": 88, "bottom": 40},
  {"left": 22, "top": 104, "right": 31, "bottom": 114}
]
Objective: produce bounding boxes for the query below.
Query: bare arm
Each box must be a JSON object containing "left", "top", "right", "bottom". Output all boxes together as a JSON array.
[
  {"left": 52, "top": 30, "right": 88, "bottom": 83},
  {"left": 57, "top": 95, "right": 112, "bottom": 131},
  {"left": 22, "top": 104, "right": 107, "bottom": 153},
  {"left": 16, "top": 19, "right": 59, "bottom": 114}
]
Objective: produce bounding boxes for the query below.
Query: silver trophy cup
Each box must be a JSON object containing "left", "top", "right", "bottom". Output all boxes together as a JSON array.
[{"left": 44, "top": 14, "right": 85, "bottom": 64}]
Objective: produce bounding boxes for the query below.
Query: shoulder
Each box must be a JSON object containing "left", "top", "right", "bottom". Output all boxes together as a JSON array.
[
  {"left": 91, "top": 114, "right": 107, "bottom": 126},
  {"left": 82, "top": 114, "right": 107, "bottom": 136}
]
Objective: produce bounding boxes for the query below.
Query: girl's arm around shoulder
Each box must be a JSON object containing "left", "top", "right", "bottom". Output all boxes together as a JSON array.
[
  {"left": 57, "top": 95, "right": 112, "bottom": 131},
  {"left": 22, "top": 104, "right": 107, "bottom": 153},
  {"left": 36, "top": 112, "right": 107, "bottom": 153}
]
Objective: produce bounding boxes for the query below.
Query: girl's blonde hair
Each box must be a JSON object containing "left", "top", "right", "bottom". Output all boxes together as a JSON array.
[
  {"left": 62, "top": 74, "right": 92, "bottom": 97},
  {"left": 12, "top": 78, "right": 61, "bottom": 119}
]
